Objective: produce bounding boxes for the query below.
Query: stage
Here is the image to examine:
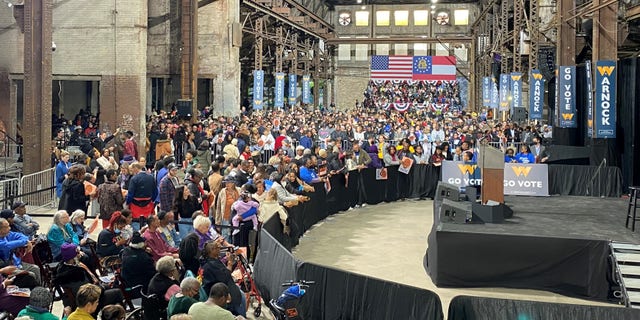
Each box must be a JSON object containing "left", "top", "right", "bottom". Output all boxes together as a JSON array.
[{"left": 426, "top": 195, "right": 640, "bottom": 302}]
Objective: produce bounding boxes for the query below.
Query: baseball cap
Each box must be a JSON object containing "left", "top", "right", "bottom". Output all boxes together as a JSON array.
[{"left": 11, "top": 202, "right": 27, "bottom": 210}]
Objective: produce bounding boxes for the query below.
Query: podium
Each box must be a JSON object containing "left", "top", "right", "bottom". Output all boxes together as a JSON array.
[{"left": 478, "top": 144, "right": 504, "bottom": 204}]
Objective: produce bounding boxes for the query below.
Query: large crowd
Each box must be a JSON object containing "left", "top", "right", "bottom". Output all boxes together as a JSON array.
[
  {"left": 363, "top": 80, "right": 463, "bottom": 112},
  {"left": 1, "top": 104, "right": 554, "bottom": 320}
]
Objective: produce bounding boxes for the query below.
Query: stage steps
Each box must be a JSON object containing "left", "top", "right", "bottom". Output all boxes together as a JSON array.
[{"left": 611, "top": 242, "right": 640, "bottom": 309}]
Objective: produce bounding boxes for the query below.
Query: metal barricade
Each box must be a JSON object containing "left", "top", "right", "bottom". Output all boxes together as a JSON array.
[
  {"left": 0, "top": 178, "right": 20, "bottom": 209},
  {"left": 20, "top": 167, "right": 55, "bottom": 207}
]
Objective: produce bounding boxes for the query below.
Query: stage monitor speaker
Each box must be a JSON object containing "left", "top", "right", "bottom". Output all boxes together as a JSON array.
[
  {"left": 440, "top": 199, "right": 472, "bottom": 224},
  {"left": 512, "top": 107, "right": 527, "bottom": 122},
  {"left": 176, "top": 99, "right": 193, "bottom": 117},
  {"left": 436, "top": 182, "right": 461, "bottom": 202},
  {"left": 472, "top": 202, "right": 504, "bottom": 223}
]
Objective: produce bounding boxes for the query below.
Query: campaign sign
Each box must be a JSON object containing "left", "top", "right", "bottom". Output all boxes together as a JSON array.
[
  {"left": 482, "top": 77, "right": 491, "bottom": 107},
  {"left": 302, "top": 74, "right": 311, "bottom": 104},
  {"left": 510, "top": 72, "right": 523, "bottom": 112},
  {"left": 499, "top": 74, "right": 510, "bottom": 111},
  {"left": 274, "top": 72, "right": 285, "bottom": 108},
  {"left": 585, "top": 61, "right": 594, "bottom": 137},
  {"left": 441, "top": 161, "right": 549, "bottom": 196},
  {"left": 490, "top": 77, "right": 499, "bottom": 109},
  {"left": 529, "top": 69, "right": 544, "bottom": 120},
  {"left": 558, "top": 66, "right": 577, "bottom": 128},
  {"left": 288, "top": 74, "right": 297, "bottom": 105},
  {"left": 253, "top": 70, "right": 264, "bottom": 110},
  {"left": 594, "top": 60, "right": 616, "bottom": 138},
  {"left": 503, "top": 163, "right": 549, "bottom": 196}
]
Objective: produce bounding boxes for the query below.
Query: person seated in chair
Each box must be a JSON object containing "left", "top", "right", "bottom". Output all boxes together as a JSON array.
[
  {"left": 55, "top": 243, "right": 123, "bottom": 312},
  {"left": 47, "top": 210, "right": 82, "bottom": 261},
  {"left": 142, "top": 215, "right": 179, "bottom": 262},
  {"left": 167, "top": 277, "right": 201, "bottom": 318},
  {"left": 0, "top": 268, "right": 29, "bottom": 317},
  {"left": 120, "top": 232, "right": 155, "bottom": 292},
  {"left": 96, "top": 212, "right": 128, "bottom": 258},
  {"left": 147, "top": 256, "right": 181, "bottom": 310},
  {"left": 11, "top": 202, "right": 39, "bottom": 238},
  {"left": 188, "top": 283, "right": 246, "bottom": 320},
  {"left": 68, "top": 283, "right": 101, "bottom": 320},
  {"left": 0, "top": 218, "right": 41, "bottom": 288},
  {"left": 17, "top": 286, "right": 71, "bottom": 320}
]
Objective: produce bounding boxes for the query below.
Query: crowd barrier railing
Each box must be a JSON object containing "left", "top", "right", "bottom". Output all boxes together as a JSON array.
[
  {"left": 0, "top": 177, "right": 20, "bottom": 209},
  {"left": 19, "top": 167, "right": 56, "bottom": 208}
]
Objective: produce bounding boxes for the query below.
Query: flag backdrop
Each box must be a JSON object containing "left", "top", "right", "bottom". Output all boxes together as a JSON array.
[{"left": 370, "top": 55, "right": 456, "bottom": 81}]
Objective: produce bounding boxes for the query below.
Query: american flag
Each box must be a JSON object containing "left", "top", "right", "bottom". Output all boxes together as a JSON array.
[{"left": 370, "top": 55, "right": 413, "bottom": 80}]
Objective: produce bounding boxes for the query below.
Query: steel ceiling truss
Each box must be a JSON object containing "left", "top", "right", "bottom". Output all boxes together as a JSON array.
[
  {"left": 242, "top": 0, "right": 334, "bottom": 40},
  {"left": 241, "top": 11, "right": 330, "bottom": 77}
]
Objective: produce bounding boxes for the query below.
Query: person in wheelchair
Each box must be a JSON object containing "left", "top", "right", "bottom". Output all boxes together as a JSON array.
[
  {"left": 200, "top": 241, "right": 246, "bottom": 318},
  {"left": 167, "top": 277, "right": 201, "bottom": 318},
  {"left": 55, "top": 243, "right": 124, "bottom": 313},
  {"left": 120, "top": 232, "right": 155, "bottom": 292},
  {"left": 147, "top": 256, "right": 181, "bottom": 311}
]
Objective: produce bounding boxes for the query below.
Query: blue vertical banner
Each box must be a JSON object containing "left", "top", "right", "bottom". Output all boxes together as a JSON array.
[
  {"left": 482, "top": 77, "right": 491, "bottom": 107},
  {"left": 529, "top": 69, "right": 544, "bottom": 120},
  {"left": 302, "top": 74, "right": 311, "bottom": 104},
  {"left": 274, "top": 72, "right": 285, "bottom": 108},
  {"left": 490, "top": 77, "right": 499, "bottom": 110},
  {"left": 554, "top": 69, "right": 558, "bottom": 127},
  {"left": 288, "top": 74, "right": 297, "bottom": 105},
  {"left": 499, "top": 73, "right": 510, "bottom": 111},
  {"left": 558, "top": 66, "right": 577, "bottom": 128},
  {"left": 594, "top": 60, "right": 616, "bottom": 138},
  {"left": 510, "top": 72, "right": 523, "bottom": 112},
  {"left": 253, "top": 70, "right": 264, "bottom": 110},
  {"left": 585, "top": 60, "right": 594, "bottom": 137}
]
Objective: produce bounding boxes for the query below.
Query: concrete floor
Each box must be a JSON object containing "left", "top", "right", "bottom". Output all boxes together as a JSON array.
[{"left": 292, "top": 200, "right": 620, "bottom": 316}]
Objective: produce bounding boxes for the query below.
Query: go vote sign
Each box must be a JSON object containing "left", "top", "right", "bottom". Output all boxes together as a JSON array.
[
  {"left": 441, "top": 161, "right": 549, "bottom": 196},
  {"left": 558, "top": 66, "right": 577, "bottom": 128}
]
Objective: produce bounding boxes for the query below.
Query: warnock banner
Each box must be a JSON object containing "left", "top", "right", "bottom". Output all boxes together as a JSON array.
[
  {"left": 441, "top": 161, "right": 549, "bottom": 196},
  {"left": 302, "top": 75, "right": 311, "bottom": 104},
  {"left": 253, "top": 70, "right": 264, "bottom": 110},
  {"left": 585, "top": 61, "right": 594, "bottom": 137},
  {"left": 594, "top": 60, "right": 616, "bottom": 138},
  {"left": 558, "top": 66, "right": 577, "bottom": 128},
  {"left": 529, "top": 69, "right": 544, "bottom": 120},
  {"left": 499, "top": 74, "right": 510, "bottom": 111},
  {"left": 490, "top": 77, "right": 499, "bottom": 110},
  {"left": 274, "top": 72, "right": 285, "bottom": 108},
  {"left": 510, "top": 72, "right": 523, "bottom": 112},
  {"left": 482, "top": 76, "right": 491, "bottom": 107},
  {"left": 288, "top": 74, "right": 297, "bottom": 105}
]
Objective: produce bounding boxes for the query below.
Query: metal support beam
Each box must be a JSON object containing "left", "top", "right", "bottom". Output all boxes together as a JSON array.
[
  {"left": 254, "top": 17, "right": 264, "bottom": 70},
  {"left": 23, "top": 0, "right": 53, "bottom": 174},
  {"left": 513, "top": 0, "right": 523, "bottom": 72},
  {"left": 291, "top": 33, "right": 298, "bottom": 75},
  {"left": 275, "top": 26, "right": 284, "bottom": 73},
  {"left": 529, "top": 0, "right": 540, "bottom": 70},
  {"left": 325, "top": 37, "right": 472, "bottom": 45},
  {"left": 592, "top": 0, "right": 617, "bottom": 62},
  {"left": 500, "top": 0, "right": 510, "bottom": 73},
  {"left": 557, "top": 0, "right": 576, "bottom": 66},
  {"left": 181, "top": 0, "right": 198, "bottom": 118}
]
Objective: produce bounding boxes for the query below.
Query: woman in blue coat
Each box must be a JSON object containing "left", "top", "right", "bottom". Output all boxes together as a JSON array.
[{"left": 55, "top": 151, "right": 71, "bottom": 199}]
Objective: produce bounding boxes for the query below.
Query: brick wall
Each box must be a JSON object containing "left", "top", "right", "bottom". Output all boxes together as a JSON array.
[
  {"left": 0, "top": 0, "right": 148, "bottom": 157},
  {"left": 334, "top": 66, "right": 370, "bottom": 110}
]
